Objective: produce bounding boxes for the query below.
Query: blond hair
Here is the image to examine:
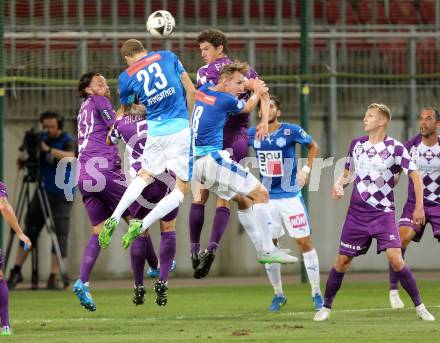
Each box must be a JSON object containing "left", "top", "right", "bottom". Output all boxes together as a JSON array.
[
  {"left": 120, "top": 39, "right": 147, "bottom": 58},
  {"left": 368, "top": 103, "right": 392, "bottom": 121},
  {"left": 219, "top": 61, "right": 250, "bottom": 80}
]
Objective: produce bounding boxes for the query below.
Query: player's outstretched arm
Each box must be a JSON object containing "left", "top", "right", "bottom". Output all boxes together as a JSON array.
[
  {"left": 241, "top": 80, "right": 268, "bottom": 114},
  {"left": 254, "top": 91, "right": 270, "bottom": 141},
  {"left": 409, "top": 170, "right": 425, "bottom": 226},
  {"left": 297, "top": 140, "right": 319, "bottom": 188},
  {"left": 331, "top": 169, "right": 352, "bottom": 200},
  {"left": 0, "top": 197, "right": 32, "bottom": 248},
  {"left": 181, "top": 72, "right": 196, "bottom": 116}
]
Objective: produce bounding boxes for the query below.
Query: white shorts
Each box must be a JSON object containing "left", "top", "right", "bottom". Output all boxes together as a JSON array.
[
  {"left": 192, "top": 150, "right": 259, "bottom": 201},
  {"left": 141, "top": 127, "right": 191, "bottom": 181},
  {"left": 269, "top": 196, "right": 311, "bottom": 239}
]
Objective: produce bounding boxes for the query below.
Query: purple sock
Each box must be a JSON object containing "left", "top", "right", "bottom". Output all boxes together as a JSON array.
[
  {"left": 189, "top": 203, "right": 204, "bottom": 254},
  {"left": 0, "top": 280, "right": 9, "bottom": 327},
  {"left": 389, "top": 248, "right": 406, "bottom": 290},
  {"left": 207, "top": 207, "right": 230, "bottom": 253},
  {"left": 323, "top": 267, "right": 345, "bottom": 309},
  {"left": 144, "top": 235, "right": 158, "bottom": 270},
  {"left": 397, "top": 265, "right": 422, "bottom": 307},
  {"left": 130, "top": 237, "right": 148, "bottom": 286},
  {"left": 79, "top": 234, "right": 100, "bottom": 283},
  {"left": 159, "top": 231, "right": 176, "bottom": 282}
]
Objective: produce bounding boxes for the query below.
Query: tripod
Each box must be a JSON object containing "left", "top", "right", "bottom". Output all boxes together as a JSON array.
[{"left": 4, "top": 168, "right": 69, "bottom": 289}]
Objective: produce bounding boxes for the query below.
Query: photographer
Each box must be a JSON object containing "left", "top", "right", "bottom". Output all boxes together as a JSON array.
[{"left": 7, "top": 111, "right": 76, "bottom": 290}]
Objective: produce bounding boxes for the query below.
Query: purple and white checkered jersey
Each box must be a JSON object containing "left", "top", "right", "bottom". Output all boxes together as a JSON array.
[
  {"left": 109, "top": 114, "right": 147, "bottom": 178},
  {"left": 77, "top": 95, "right": 120, "bottom": 170},
  {"left": 405, "top": 134, "right": 440, "bottom": 206},
  {"left": 197, "top": 56, "right": 258, "bottom": 133},
  {"left": 345, "top": 135, "right": 417, "bottom": 214}
]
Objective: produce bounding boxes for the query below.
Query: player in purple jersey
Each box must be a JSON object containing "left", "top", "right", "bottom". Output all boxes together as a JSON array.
[
  {"left": 314, "top": 104, "right": 435, "bottom": 322},
  {"left": 189, "top": 29, "right": 268, "bottom": 271},
  {"left": 0, "top": 181, "right": 32, "bottom": 335},
  {"left": 73, "top": 72, "right": 134, "bottom": 312},
  {"left": 388, "top": 107, "right": 440, "bottom": 309},
  {"left": 108, "top": 109, "right": 178, "bottom": 306}
]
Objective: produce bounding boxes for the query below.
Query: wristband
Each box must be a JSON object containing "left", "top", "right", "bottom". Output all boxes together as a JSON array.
[{"left": 302, "top": 165, "right": 311, "bottom": 174}]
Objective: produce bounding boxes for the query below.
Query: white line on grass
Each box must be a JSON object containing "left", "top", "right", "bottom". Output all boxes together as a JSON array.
[{"left": 13, "top": 305, "right": 440, "bottom": 324}]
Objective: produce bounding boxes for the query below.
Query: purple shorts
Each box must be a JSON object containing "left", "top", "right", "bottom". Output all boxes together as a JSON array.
[
  {"left": 223, "top": 130, "right": 249, "bottom": 164},
  {"left": 131, "top": 172, "right": 179, "bottom": 222},
  {"left": 339, "top": 211, "right": 401, "bottom": 257},
  {"left": 78, "top": 168, "right": 130, "bottom": 226},
  {"left": 399, "top": 201, "right": 440, "bottom": 242}
]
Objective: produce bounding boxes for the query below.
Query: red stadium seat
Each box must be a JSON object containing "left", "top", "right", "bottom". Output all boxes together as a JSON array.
[
  {"left": 358, "top": 0, "right": 389, "bottom": 25},
  {"left": 420, "top": 0, "right": 436, "bottom": 25},
  {"left": 389, "top": 0, "right": 419, "bottom": 25},
  {"left": 325, "top": 0, "right": 358, "bottom": 25},
  {"left": 379, "top": 40, "right": 407, "bottom": 74},
  {"left": 417, "top": 39, "right": 438, "bottom": 73}
]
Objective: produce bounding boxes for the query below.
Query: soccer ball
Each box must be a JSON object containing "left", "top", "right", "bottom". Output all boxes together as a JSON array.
[{"left": 146, "top": 10, "right": 175, "bottom": 39}]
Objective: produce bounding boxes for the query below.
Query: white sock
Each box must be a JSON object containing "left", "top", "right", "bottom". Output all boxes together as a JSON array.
[
  {"left": 237, "top": 208, "right": 263, "bottom": 252},
  {"left": 112, "top": 176, "right": 149, "bottom": 220},
  {"left": 265, "top": 263, "right": 283, "bottom": 296},
  {"left": 141, "top": 189, "right": 184, "bottom": 232},
  {"left": 303, "top": 248, "right": 321, "bottom": 296},
  {"left": 253, "top": 203, "right": 276, "bottom": 253}
]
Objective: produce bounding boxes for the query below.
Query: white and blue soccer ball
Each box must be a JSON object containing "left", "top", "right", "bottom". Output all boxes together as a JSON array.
[{"left": 146, "top": 10, "right": 175, "bottom": 39}]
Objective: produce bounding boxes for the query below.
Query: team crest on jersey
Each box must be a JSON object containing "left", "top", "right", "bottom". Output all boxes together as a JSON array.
[
  {"left": 254, "top": 140, "right": 261, "bottom": 149},
  {"left": 276, "top": 137, "right": 286, "bottom": 148},
  {"left": 257, "top": 150, "right": 284, "bottom": 177},
  {"left": 354, "top": 143, "right": 364, "bottom": 157},
  {"left": 424, "top": 149, "right": 434, "bottom": 161},
  {"left": 411, "top": 147, "right": 419, "bottom": 162},
  {"left": 284, "top": 129, "right": 291, "bottom": 136}
]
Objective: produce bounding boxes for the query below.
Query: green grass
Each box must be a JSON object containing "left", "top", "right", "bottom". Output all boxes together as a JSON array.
[{"left": 7, "top": 280, "right": 440, "bottom": 342}]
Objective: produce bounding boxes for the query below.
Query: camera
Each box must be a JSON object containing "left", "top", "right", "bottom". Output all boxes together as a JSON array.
[{"left": 19, "top": 129, "right": 45, "bottom": 178}]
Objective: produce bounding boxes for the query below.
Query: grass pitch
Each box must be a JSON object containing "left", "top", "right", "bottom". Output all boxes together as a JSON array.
[{"left": 8, "top": 279, "right": 440, "bottom": 342}]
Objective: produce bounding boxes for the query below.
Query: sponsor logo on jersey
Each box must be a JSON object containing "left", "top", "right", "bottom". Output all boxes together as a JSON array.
[
  {"left": 254, "top": 140, "right": 261, "bottom": 149},
  {"left": 196, "top": 91, "right": 217, "bottom": 105},
  {"left": 276, "top": 137, "right": 286, "bottom": 148},
  {"left": 257, "top": 150, "right": 283, "bottom": 176},
  {"left": 289, "top": 213, "right": 307, "bottom": 229},
  {"left": 127, "top": 54, "right": 162, "bottom": 76},
  {"left": 101, "top": 109, "right": 112, "bottom": 120},
  {"left": 299, "top": 129, "right": 308, "bottom": 139}
]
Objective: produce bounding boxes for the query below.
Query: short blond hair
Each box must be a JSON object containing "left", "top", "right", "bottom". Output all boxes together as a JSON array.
[
  {"left": 120, "top": 39, "right": 147, "bottom": 58},
  {"left": 368, "top": 103, "right": 392, "bottom": 121},
  {"left": 219, "top": 61, "right": 250, "bottom": 80}
]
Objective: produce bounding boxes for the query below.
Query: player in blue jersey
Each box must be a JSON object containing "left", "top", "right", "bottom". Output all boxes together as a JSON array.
[
  {"left": 191, "top": 62, "right": 298, "bottom": 278},
  {"left": 99, "top": 39, "right": 195, "bottom": 302},
  {"left": 249, "top": 95, "right": 323, "bottom": 312}
]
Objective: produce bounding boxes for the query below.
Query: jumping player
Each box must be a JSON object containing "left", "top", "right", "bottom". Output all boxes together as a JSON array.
[
  {"left": 189, "top": 28, "right": 270, "bottom": 271},
  {"left": 107, "top": 107, "right": 178, "bottom": 306},
  {"left": 190, "top": 62, "right": 297, "bottom": 279},
  {"left": 388, "top": 107, "right": 440, "bottom": 309},
  {"left": 249, "top": 95, "right": 323, "bottom": 312},
  {"left": 314, "top": 103, "right": 435, "bottom": 322},
  {"left": 73, "top": 72, "right": 134, "bottom": 311}
]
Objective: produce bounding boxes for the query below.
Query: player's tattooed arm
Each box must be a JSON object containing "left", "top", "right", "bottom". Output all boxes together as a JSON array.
[
  {"left": 409, "top": 170, "right": 426, "bottom": 226},
  {"left": 331, "top": 169, "right": 352, "bottom": 199}
]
